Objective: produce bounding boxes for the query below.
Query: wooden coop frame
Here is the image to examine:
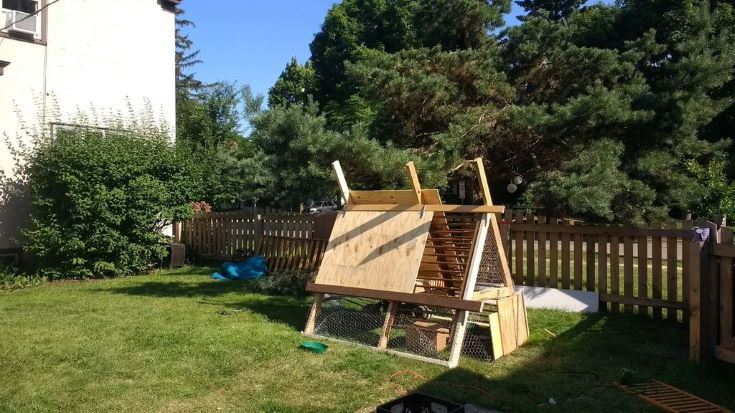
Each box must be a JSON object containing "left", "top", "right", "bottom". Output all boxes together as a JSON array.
[{"left": 303, "top": 159, "right": 528, "bottom": 367}]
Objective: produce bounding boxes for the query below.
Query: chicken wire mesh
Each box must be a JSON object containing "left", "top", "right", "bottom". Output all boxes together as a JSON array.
[{"left": 311, "top": 297, "right": 496, "bottom": 363}]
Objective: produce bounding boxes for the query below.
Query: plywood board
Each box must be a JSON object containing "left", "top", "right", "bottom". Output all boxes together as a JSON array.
[{"left": 314, "top": 210, "right": 434, "bottom": 293}]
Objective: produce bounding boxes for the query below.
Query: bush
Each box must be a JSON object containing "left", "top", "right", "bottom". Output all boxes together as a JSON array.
[
  {"left": 0, "top": 262, "right": 45, "bottom": 290},
  {"left": 16, "top": 126, "right": 201, "bottom": 279},
  {"left": 249, "top": 270, "right": 315, "bottom": 297}
]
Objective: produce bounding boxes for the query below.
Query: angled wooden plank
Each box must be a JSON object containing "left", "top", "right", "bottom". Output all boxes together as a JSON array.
[
  {"left": 378, "top": 302, "right": 398, "bottom": 349},
  {"left": 405, "top": 161, "right": 422, "bottom": 204},
  {"left": 473, "top": 157, "right": 492, "bottom": 205},
  {"left": 332, "top": 160, "right": 351, "bottom": 205}
]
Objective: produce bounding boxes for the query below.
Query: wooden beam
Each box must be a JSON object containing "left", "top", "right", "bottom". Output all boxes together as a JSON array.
[
  {"left": 332, "top": 160, "right": 351, "bottom": 205},
  {"left": 344, "top": 204, "right": 505, "bottom": 214},
  {"left": 447, "top": 310, "right": 469, "bottom": 368},
  {"left": 303, "top": 293, "right": 325, "bottom": 335},
  {"left": 472, "top": 287, "right": 513, "bottom": 301},
  {"left": 473, "top": 158, "right": 492, "bottom": 205},
  {"left": 598, "top": 293, "right": 688, "bottom": 310},
  {"left": 378, "top": 301, "right": 398, "bottom": 349},
  {"left": 405, "top": 161, "right": 422, "bottom": 204},
  {"left": 306, "top": 283, "right": 484, "bottom": 312}
]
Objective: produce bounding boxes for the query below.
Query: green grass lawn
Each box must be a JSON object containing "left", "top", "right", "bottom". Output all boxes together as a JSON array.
[{"left": 1, "top": 268, "right": 734, "bottom": 412}]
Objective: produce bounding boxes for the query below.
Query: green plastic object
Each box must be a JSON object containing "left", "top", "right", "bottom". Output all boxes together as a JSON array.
[{"left": 300, "top": 341, "right": 328, "bottom": 354}]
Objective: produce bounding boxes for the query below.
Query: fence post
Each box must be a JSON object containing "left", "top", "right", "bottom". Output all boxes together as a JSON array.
[{"left": 691, "top": 221, "right": 718, "bottom": 361}]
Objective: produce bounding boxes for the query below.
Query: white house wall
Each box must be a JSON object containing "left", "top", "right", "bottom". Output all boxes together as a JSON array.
[{"left": 0, "top": 0, "right": 177, "bottom": 249}]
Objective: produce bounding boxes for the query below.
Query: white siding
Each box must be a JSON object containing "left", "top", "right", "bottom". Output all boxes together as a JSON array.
[{"left": 0, "top": 0, "right": 177, "bottom": 249}]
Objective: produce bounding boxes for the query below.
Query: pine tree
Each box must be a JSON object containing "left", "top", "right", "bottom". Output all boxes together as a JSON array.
[{"left": 268, "top": 58, "right": 317, "bottom": 107}]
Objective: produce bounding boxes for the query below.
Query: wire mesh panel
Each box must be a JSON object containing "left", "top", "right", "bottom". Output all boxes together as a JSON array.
[
  {"left": 312, "top": 297, "right": 385, "bottom": 346},
  {"left": 311, "top": 298, "right": 497, "bottom": 364}
]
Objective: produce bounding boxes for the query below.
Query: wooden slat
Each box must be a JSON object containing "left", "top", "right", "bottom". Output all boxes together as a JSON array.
[
  {"left": 574, "top": 232, "right": 583, "bottom": 290},
  {"left": 515, "top": 211, "right": 524, "bottom": 285},
  {"left": 610, "top": 236, "right": 620, "bottom": 313},
  {"left": 378, "top": 302, "right": 398, "bottom": 349},
  {"left": 586, "top": 235, "right": 596, "bottom": 291},
  {"left": 538, "top": 217, "right": 547, "bottom": 287},
  {"left": 332, "top": 160, "right": 351, "bottom": 205},
  {"left": 526, "top": 215, "right": 535, "bottom": 286},
  {"left": 598, "top": 235, "right": 607, "bottom": 297},
  {"left": 344, "top": 204, "right": 505, "bottom": 213},
  {"left": 305, "top": 283, "right": 484, "bottom": 312},
  {"left": 720, "top": 256, "right": 733, "bottom": 346},
  {"left": 550, "top": 229, "right": 559, "bottom": 288},
  {"left": 668, "top": 222, "right": 680, "bottom": 321},
  {"left": 652, "top": 236, "right": 663, "bottom": 320},
  {"left": 510, "top": 223, "right": 695, "bottom": 238},
  {"left": 638, "top": 235, "right": 649, "bottom": 316},
  {"left": 689, "top": 238, "right": 702, "bottom": 361},
  {"left": 561, "top": 230, "right": 571, "bottom": 289},
  {"left": 598, "top": 294, "right": 688, "bottom": 310},
  {"left": 624, "top": 235, "right": 634, "bottom": 314}
]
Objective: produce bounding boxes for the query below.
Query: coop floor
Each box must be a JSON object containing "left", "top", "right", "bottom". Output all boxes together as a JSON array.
[{"left": 1, "top": 267, "right": 734, "bottom": 412}]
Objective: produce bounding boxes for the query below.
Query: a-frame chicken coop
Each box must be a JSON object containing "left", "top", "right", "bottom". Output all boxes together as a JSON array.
[{"left": 303, "top": 159, "right": 528, "bottom": 367}]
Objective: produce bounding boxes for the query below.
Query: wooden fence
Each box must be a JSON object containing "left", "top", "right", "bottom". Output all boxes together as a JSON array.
[
  {"left": 500, "top": 211, "right": 696, "bottom": 321},
  {"left": 175, "top": 209, "right": 335, "bottom": 271},
  {"left": 702, "top": 224, "right": 735, "bottom": 363}
]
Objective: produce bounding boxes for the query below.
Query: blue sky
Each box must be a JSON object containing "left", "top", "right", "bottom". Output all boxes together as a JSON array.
[{"left": 182, "top": 1, "right": 530, "bottom": 100}]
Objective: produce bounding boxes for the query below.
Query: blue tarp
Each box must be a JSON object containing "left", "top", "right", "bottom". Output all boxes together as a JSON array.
[{"left": 211, "top": 255, "right": 267, "bottom": 281}]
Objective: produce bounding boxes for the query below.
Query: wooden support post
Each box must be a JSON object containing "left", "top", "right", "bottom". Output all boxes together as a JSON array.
[
  {"left": 304, "top": 293, "right": 325, "bottom": 335},
  {"left": 405, "top": 161, "right": 422, "bottom": 204},
  {"left": 473, "top": 157, "right": 513, "bottom": 288},
  {"left": 447, "top": 310, "right": 469, "bottom": 368},
  {"left": 378, "top": 301, "right": 398, "bottom": 349},
  {"left": 332, "top": 160, "right": 351, "bottom": 206}
]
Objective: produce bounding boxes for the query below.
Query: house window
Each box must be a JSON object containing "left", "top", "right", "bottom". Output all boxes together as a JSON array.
[{"left": 2, "top": 0, "right": 37, "bottom": 13}]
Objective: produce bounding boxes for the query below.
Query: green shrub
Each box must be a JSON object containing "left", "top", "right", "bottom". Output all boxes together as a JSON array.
[
  {"left": 0, "top": 262, "right": 45, "bottom": 290},
  {"left": 249, "top": 270, "right": 316, "bottom": 297},
  {"left": 17, "top": 126, "right": 201, "bottom": 279}
]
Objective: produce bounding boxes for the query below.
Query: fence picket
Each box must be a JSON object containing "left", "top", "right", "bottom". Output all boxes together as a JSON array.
[
  {"left": 526, "top": 214, "right": 535, "bottom": 286},
  {"left": 624, "top": 235, "right": 634, "bottom": 314},
  {"left": 638, "top": 234, "right": 649, "bottom": 316},
  {"left": 538, "top": 216, "right": 547, "bottom": 287},
  {"left": 561, "top": 229, "right": 571, "bottom": 289},
  {"left": 652, "top": 235, "right": 663, "bottom": 320},
  {"left": 610, "top": 235, "right": 620, "bottom": 313},
  {"left": 514, "top": 211, "right": 524, "bottom": 285},
  {"left": 574, "top": 232, "right": 583, "bottom": 290},
  {"left": 550, "top": 228, "right": 559, "bottom": 288},
  {"left": 586, "top": 235, "right": 596, "bottom": 291}
]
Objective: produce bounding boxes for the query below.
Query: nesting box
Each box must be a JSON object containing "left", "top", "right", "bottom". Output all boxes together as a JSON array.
[{"left": 406, "top": 321, "right": 450, "bottom": 354}]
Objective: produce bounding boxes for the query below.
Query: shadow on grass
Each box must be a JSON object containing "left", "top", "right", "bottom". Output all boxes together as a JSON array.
[
  {"left": 397, "top": 312, "right": 735, "bottom": 411},
  {"left": 200, "top": 295, "right": 311, "bottom": 331}
]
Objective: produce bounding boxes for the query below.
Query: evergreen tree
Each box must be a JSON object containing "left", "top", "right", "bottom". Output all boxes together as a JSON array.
[{"left": 268, "top": 58, "right": 317, "bottom": 107}]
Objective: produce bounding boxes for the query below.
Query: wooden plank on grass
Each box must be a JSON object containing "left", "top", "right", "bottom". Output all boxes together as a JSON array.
[
  {"left": 652, "top": 236, "right": 663, "bottom": 320},
  {"left": 638, "top": 235, "right": 649, "bottom": 316},
  {"left": 624, "top": 235, "right": 634, "bottom": 314}
]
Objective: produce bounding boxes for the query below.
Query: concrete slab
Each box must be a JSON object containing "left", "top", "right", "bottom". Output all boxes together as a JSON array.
[{"left": 514, "top": 285, "right": 599, "bottom": 313}]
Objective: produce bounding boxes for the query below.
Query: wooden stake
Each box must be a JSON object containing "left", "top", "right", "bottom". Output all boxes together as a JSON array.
[
  {"left": 405, "top": 161, "right": 422, "bottom": 204},
  {"left": 332, "top": 160, "right": 351, "bottom": 206},
  {"left": 447, "top": 310, "right": 469, "bottom": 368},
  {"left": 304, "top": 293, "right": 325, "bottom": 335},
  {"left": 378, "top": 301, "right": 398, "bottom": 349}
]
